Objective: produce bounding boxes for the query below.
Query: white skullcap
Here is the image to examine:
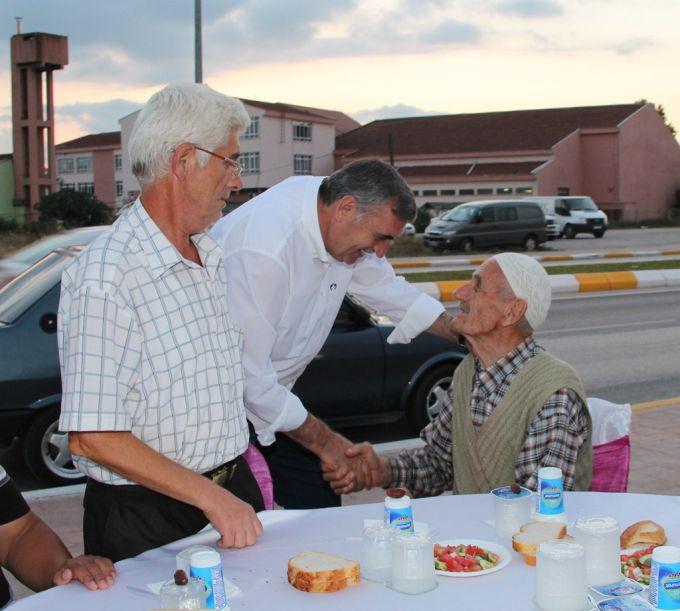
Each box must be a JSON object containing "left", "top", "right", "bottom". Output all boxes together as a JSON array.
[{"left": 493, "top": 253, "right": 551, "bottom": 331}]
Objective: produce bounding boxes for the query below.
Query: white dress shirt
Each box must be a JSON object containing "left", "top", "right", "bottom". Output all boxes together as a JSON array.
[
  {"left": 210, "top": 176, "right": 444, "bottom": 445},
  {"left": 58, "top": 200, "right": 249, "bottom": 485}
]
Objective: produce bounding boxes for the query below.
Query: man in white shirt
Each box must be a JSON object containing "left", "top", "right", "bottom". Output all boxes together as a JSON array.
[
  {"left": 58, "top": 83, "right": 263, "bottom": 561},
  {"left": 210, "top": 160, "right": 459, "bottom": 508}
]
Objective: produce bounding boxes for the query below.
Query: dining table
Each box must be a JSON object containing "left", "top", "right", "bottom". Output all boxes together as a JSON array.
[{"left": 10, "top": 491, "right": 680, "bottom": 610}]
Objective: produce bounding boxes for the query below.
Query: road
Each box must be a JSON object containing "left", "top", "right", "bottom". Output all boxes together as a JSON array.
[
  {"left": 542, "top": 227, "right": 680, "bottom": 253},
  {"left": 3, "top": 287, "right": 679, "bottom": 490}
]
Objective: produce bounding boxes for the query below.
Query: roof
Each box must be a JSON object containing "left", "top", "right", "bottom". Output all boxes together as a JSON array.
[
  {"left": 239, "top": 99, "right": 360, "bottom": 133},
  {"left": 336, "top": 104, "right": 646, "bottom": 158},
  {"left": 56, "top": 131, "right": 121, "bottom": 151},
  {"left": 398, "top": 161, "right": 541, "bottom": 179}
]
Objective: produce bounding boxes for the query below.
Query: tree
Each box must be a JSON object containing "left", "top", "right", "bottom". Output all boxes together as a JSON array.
[
  {"left": 413, "top": 206, "right": 432, "bottom": 233},
  {"left": 35, "top": 189, "right": 113, "bottom": 228},
  {"left": 635, "top": 99, "right": 676, "bottom": 136}
]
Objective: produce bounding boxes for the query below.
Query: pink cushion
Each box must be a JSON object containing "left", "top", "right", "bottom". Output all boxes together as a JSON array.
[
  {"left": 243, "top": 443, "right": 274, "bottom": 510},
  {"left": 589, "top": 435, "right": 630, "bottom": 493}
]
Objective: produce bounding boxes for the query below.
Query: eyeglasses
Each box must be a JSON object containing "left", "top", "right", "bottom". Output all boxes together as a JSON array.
[{"left": 193, "top": 145, "right": 243, "bottom": 177}]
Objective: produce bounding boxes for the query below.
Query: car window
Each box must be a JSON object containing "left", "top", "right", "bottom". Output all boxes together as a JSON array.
[
  {"left": 0, "top": 249, "right": 76, "bottom": 324},
  {"left": 517, "top": 205, "right": 543, "bottom": 220},
  {"left": 480, "top": 207, "right": 495, "bottom": 222},
  {"left": 496, "top": 206, "right": 518, "bottom": 221},
  {"left": 442, "top": 206, "right": 478, "bottom": 222},
  {"left": 555, "top": 200, "right": 570, "bottom": 215},
  {"left": 563, "top": 197, "right": 598, "bottom": 211},
  {"left": 6, "top": 227, "right": 105, "bottom": 265}
]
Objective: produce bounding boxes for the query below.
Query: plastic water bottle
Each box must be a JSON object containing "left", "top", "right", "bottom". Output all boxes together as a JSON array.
[
  {"left": 384, "top": 488, "right": 414, "bottom": 533},
  {"left": 649, "top": 546, "right": 680, "bottom": 610},
  {"left": 190, "top": 549, "right": 228, "bottom": 609},
  {"left": 535, "top": 467, "right": 568, "bottom": 523}
]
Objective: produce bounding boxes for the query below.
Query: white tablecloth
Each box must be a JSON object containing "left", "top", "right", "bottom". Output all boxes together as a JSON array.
[{"left": 10, "top": 492, "right": 680, "bottom": 610}]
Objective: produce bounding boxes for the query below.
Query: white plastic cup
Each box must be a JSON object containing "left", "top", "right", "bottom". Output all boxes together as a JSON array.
[
  {"left": 535, "top": 540, "right": 588, "bottom": 610},
  {"left": 390, "top": 532, "right": 437, "bottom": 595},
  {"left": 362, "top": 524, "right": 394, "bottom": 583},
  {"left": 176, "top": 545, "right": 214, "bottom": 574},
  {"left": 491, "top": 485, "right": 533, "bottom": 538},
  {"left": 573, "top": 515, "right": 621, "bottom": 586}
]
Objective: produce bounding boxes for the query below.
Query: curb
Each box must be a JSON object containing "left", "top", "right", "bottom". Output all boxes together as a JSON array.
[
  {"left": 413, "top": 269, "right": 680, "bottom": 300},
  {"left": 392, "top": 249, "right": 680, "bottom": 270}
]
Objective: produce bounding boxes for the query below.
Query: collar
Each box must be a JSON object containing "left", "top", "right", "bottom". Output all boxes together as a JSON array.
[
  {"left": 475, "top": 336, "right": 539, "bottom": 392},
  {"left": 300, "top": 177, "right": 329, "bottom": 263},
  {"left": 126, "top": 199, "right": 221, "bottom": 279}
]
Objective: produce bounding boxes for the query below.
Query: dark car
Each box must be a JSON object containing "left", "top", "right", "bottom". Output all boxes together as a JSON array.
[
  {"left": 0, "top": 248, "right": 466, "bottom": 486},
  {"left": 423, "top": 200, "right": 547, "bottom": 253}
]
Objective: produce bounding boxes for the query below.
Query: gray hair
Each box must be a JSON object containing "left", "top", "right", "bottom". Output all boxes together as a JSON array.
[
  {"left": 318, "top": 159, "right": 416, "bottom": 221},
  {"left": 128, "top": 83, "right": 250, "bottom": 188}
]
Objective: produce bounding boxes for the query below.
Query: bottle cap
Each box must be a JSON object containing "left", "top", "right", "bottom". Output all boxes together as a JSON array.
[
  {"left": 652, "top": 546, "right": 680, "bottom": 563},
  {"left": 190, "top": 549, "right": 221, "bottom": 568},
  {"left": 538, "top": 466, "right": 563, "bottom": 480}
]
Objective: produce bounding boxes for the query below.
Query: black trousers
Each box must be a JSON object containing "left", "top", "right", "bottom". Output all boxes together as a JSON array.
[
  {"left": 254, "top": 433, "right": 341, "bottom": 510},
  {"left": 83, "top": 455, "right": 264, "bottom": 562}
]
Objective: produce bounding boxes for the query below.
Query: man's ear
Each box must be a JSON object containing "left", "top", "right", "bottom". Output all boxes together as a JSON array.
[
  {"left": 170, "top": 143, "right": 195, "bottom": 180},
  {"left": 334, "top": 195, "right": 357, "bottom": 222},
  {"left": 504, "top": 298, "right": 528, "bottom": 327}
]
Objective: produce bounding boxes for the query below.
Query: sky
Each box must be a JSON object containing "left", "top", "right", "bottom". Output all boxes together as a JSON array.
[{"left": 1, "top": 0, "right": 679, "bottom": 153}]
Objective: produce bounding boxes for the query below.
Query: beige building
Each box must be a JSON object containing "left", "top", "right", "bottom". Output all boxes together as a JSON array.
[
  {"left": 55, "top": 131, "right": 123, "bottom": 209},
  {"left": 120, "top": 98, "right": 359, "bottom": 207}
]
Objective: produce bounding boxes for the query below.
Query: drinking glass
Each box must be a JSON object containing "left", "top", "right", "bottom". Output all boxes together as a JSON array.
[
  {"left": 159, "top": 577, "right": 206, "bottom": 609},
  {"left": 362, "top": 524, "right": 394, "bottom": 583},
  {"left": 491, "top": 485, "right": 533, "bottom": 538},
  {"left": 390, "top": 532, "right": 437, "bottom": 594},
  {"left": 535, "top": 540, "right": 588, "bottom": 611},
  {"left": 573, "top": 515, "right": 621, "bottom": 586}
]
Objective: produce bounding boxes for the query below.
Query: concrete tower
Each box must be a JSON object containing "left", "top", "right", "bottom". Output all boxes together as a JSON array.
[{"left": 10, "top": 31, "right": 68, "bottom": 220}]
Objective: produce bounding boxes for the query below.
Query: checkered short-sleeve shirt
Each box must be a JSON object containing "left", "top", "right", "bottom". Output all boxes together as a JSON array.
[{"left": 58, "top": 200, "right": 248, "bottom": 485}]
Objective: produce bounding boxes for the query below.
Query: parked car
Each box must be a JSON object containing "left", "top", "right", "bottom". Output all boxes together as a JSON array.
[
  {"left": 423, "top": 200, "right": 547, "bottom": 253},
  {"left": 0, "top": 225, "right": 108, "bottom": 287},
  {"left": 400, "top": 222, "right": 416, "bottom": 236},
  {"left": 528, "top": 196, "right": 608, "bottom": 239},
  {"left": 0, "top": 248, "right": 466, "bottom": 486}
]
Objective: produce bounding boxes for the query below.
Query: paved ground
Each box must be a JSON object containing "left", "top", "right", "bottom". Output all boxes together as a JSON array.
[{"left": 7, "top": 402, "right": 680, "bottom": 602}]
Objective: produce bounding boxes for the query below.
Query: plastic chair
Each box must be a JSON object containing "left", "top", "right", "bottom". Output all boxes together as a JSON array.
[
  {"left": 587, "top": 398, "right": 631, "bottom": 493},
  {"left": 243, "top": 442, "right": 275, "bottom": 510}
]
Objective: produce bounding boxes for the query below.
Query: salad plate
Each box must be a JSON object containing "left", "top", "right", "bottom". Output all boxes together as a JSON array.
[{"left": 434, "top": 538, "right": 511, "bottom": 578}]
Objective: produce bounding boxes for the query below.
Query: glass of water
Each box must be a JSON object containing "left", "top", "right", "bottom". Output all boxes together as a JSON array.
[
  {"left": 491, "top": 485, "right": 533, "bottom": 538},
  {"left": 390, "top": 532, "right": 437, "bottom": 594},
  {"left": 573, "top": 515, "right": 621, "bottom": 586},
  {"left": 535, "top": 540, "right": 588, "bottom": 610},
  {"left": 362, "top": 524, "right": 394, "bottom": 583}
]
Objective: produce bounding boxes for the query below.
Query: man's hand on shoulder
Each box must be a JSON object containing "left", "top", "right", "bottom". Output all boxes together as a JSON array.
[
  {"left": 202, "top": 486, "right": 263, "bottom": 549},
  {"left": 52, "top": 555, "right": 116, "bottom": 590}
]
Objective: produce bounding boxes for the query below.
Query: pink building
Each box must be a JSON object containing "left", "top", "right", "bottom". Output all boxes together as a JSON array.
[{"left": 335, "top": 104, "right": 680, "bottom": 221}]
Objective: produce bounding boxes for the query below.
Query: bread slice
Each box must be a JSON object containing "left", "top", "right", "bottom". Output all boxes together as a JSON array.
[
  {"left": 512, "top": 521, "right": 567, "bottom": 556},
  {"left": 287, "top": 551, "right": 360, "bottom": 593},
  {"left": 620, "top": 520, "right": 667, "bottom": 549}
]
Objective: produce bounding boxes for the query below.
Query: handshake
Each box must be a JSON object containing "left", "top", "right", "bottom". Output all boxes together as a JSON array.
[{"left": 321, "top": 440, "right": 391, "bottom": 495}]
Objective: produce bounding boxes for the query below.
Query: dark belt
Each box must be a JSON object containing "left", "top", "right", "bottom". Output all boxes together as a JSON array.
[{"left": 202, "top": 456, "right": 240, "bottom": 487}]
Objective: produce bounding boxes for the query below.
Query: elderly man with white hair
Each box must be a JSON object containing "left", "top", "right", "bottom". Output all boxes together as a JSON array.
[
  {"left": 58, "top": 83, "right": 264, "bottom": 562},
  {"left": 324, "top": 253, "right": 593, "bottom": 495}
]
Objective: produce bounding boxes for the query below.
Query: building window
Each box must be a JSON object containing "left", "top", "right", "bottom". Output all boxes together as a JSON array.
[
  {"left": 496, "top": 187, "right": 512, "bottom": 195},
  {"left": 77, "top": 182, "right": 94, "bottom": 194},
  {"left": 412, "top": 190, "right": 420, "bottom": 196},
  {"left": 114, "top": 153, "right": 122, "bottom": 171},
  {"left": 557, "top": 186, "right": 570, "bottom": 196},
  {"left": 116, "top": 181, "right": 123, "bottom": 197},
  {"left": 60, "top": 182, "right": 75, "bottom": 190},
  {"left": 422, "top": 189, "right": 437, "bottom": 196},
  {"left": 476, "top": 188, "right": 493, "bottom": 195},
  {"left": 515, "top": 186, "right": 534, "bottom": 195},
  {"left": 76, "top": 157, "right": 92, "bottom": 173},
  {"left": 440, "top": 189, "right": 456, "bottom": 196},
  {"left": 57, "top": 158, "right": 74, "bottom": 173},
  {"left": 459, "top": 188, "right": 474, "bottom": 196},
  {"left": 240, "top": 152, "right": 260, "bottom": 174},
  {"left": 293, "top": 122, "right": 312, "bottom": 142},
  {"left": 244, "top": 116, "right": 260, "bottom": 139},
  {"left": 293, "top": 154, "right": 313, "bottom": 175}
]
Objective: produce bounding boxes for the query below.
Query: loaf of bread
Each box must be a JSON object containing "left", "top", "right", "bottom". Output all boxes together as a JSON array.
[
  {"left": 512, "top": 521, "right": 568, "bottom": 566},
  {"left": 620, "top": 520, "right": 667, "bottom": 549},
  {"left": 287, "top": 551, "right": 360, "bottom": 593}
]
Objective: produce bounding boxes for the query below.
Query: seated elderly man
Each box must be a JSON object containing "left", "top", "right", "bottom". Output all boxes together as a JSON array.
[
  {"left": 0, "top": 467, "right": 115, "bottom": 607},
  {"left": 324, "top": 253, "right": 592, "bottom": 496}
]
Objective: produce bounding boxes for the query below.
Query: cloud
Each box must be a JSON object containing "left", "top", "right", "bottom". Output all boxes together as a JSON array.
[
  {"left": 351, "top": 103, "right": 445, "bottom": 124},
  {"left": 615, "top": 37, "right": 653, "bottom": 55},
  {"left": 496, "top": 0, "right": 564, "bottom": 17},
  {"left": 427, "top": 19, "right": 483, "bottom": 44},
  {"left": 55, "top": 99, "right": 141, "bottom": 143}
]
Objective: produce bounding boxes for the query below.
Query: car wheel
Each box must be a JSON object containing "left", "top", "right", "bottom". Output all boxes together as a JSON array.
[
  {"left": 593, "top": 230, "right": 606, "bottom": 238},
  {"left": 523, "top": 234, "right": 538, "bottom": 251},
  {"left": 460, "top": 238, "right": 473, "bottom": 253},
  {"left": 407, "top": 363, "right": 455, "bottom": 432},
  {"left": 563, "top": 224, "right": 576, "bottom": 239},
  {"left": 23, "top": 407, "right": 85, "bottom": 486}
]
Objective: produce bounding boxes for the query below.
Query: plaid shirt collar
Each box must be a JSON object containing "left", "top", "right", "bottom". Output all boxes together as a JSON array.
[{"left": 474, "top": 336, "right": 540, "bottom": 397}]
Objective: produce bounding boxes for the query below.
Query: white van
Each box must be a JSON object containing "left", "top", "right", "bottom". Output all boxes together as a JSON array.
[{"left": 527, "top": 196, "right": 608, "bottom": 239}]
